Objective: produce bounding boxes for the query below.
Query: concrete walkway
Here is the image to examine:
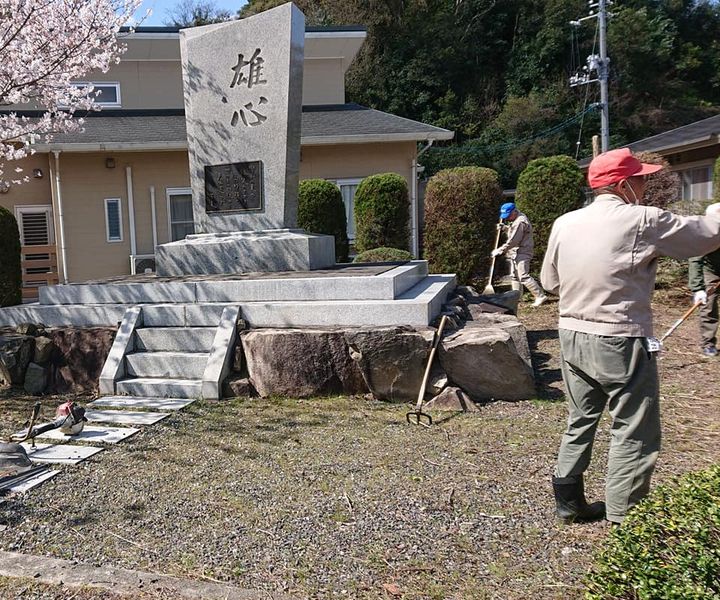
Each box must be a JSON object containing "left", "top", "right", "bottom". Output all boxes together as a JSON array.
[{"left": 0, "top": 550, "right": 297, "bottom": 600}]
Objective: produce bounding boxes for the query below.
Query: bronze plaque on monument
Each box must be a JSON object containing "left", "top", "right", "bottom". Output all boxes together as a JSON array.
[{"left": 204, "top": 161, "right": 264, "bottom": 213}]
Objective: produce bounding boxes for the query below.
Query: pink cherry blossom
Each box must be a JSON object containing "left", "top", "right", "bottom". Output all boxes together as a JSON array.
[{"left": 0, "top": 0, "right": 143, "bottom": 183}]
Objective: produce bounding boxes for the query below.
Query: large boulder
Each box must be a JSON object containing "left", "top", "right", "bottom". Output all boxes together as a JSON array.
[
  {"left": 24, "top": 362, "right": 48, "bottom": 395},
  {"left": 463, "top": 315, "right": 532, "bottom": 369},
  {"left": 242, "top": 329, "right": 367, "bottom": 398},
  {"left": 0, "top": 334, "right": 35, "bottom": 385},
  {"left": 48, "top": 327, "right": 116, "bottom": 393},
  {"left": 468, "top": 289, "right": 521, "bottom": 315},
  {"left": 439, "top": 325, "right": 535, "bottom": 401},
  {"left": 345, "top": 326, "right": 434, "bottom": 402}
]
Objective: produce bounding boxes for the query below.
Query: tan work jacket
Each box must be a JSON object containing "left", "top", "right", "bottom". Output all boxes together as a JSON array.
[
  {"left": 541, "top": 193, "right": 720, "bottom": 337},
  {"left": 498, "top": 211, "right": 534, "bottom": 260}
]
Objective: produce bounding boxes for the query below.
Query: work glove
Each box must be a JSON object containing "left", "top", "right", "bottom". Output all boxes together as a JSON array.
[
  {"left": 694, "top": 290, "right": 708, "bottom": 305},
  {"left": 496, "top": 223, "right": 505, "bottom": 231},
  {"left": 491, "top": 248, "right": 503, "bottom": 258}
]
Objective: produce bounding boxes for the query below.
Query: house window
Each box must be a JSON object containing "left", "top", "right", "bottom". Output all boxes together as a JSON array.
[
  {"left": 72, "top": 82, "right": 121, "bottom": 107},
  {"left": 167, "top": 188, "right": 195, "bottom": 242},
  {"left": 679, "top": 165, "right": 714, "bottom": 201},
  {"left": 104, "top": 198, "right": 123, "bottom": 242},
  {"left": 332, "top": 178, "right": 362, "bottom": 241}
]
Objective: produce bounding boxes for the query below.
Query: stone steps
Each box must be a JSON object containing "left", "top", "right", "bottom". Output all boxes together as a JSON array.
[
  {"left": 116, "top": 376, "right": 203, "bottom": 399},
  {"left": 125, "top": 350, "right": 209, "bottom": 379},
  {"left": 134, "top": 327, "right": 215, "bottom": 352}
]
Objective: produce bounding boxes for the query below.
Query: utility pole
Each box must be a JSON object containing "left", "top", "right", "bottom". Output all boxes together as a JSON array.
[{"left": 570, "top": 0, "right": 611, "bottom": 153}]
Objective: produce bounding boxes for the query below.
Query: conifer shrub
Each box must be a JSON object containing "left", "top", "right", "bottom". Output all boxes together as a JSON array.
[
  {"left": 297, "top": 179, "right": 349, "bottom": 263},
  {"left": 352, "top": 247, "right": 413, "bottom": 263},
  {"left": 635, "top": 151, "right": 681, "bottom": 209},
  {"left": 423, "top": 166, "right": 502, "bottom": 284},
  {"left": 0, "top": 206, "right": 22, "bottom": 307},
  {"left": 354, "top": 173, "right": 410, "bottom": 253},
  {"left": 586, "top": 464, "right": 720, "bottom": 600},
  {"left": 714, "top": 157, "right": 720, "bottom": 202},
  {"left": 515, "top": 155, "right": 585, "bottom": 270}
]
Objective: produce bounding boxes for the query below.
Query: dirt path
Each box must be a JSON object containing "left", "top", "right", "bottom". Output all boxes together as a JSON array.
[{"left": 0, "top": 291, "right": 717, "bottom": 600}]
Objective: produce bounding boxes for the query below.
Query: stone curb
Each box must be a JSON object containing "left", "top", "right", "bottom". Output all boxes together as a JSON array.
[{"left": 0, "top": 550, "right": 299, "bottom": 600}]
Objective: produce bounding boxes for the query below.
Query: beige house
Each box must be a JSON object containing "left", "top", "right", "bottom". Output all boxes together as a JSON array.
[{"left": 0, "top": 26, "right": 453, "bottom": 299}]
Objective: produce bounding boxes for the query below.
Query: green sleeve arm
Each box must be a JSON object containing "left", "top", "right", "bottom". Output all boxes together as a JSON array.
[{"left": 688, "top": 256, "right": 706, "bottom": 292}]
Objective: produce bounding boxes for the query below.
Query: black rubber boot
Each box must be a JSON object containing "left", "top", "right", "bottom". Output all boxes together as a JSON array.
[{"left": 552, "top": 474, "right": 606, "bottom": 524}]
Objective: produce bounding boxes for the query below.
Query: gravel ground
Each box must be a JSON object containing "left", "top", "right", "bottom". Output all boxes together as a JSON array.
[{"left": 0, "top": 289, "right": 718, "bottom": 600}]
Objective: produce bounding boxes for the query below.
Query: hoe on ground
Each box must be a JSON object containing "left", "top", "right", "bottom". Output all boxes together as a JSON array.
[{"left": 0, "top": 401, "right": 87, "bottom": 494}]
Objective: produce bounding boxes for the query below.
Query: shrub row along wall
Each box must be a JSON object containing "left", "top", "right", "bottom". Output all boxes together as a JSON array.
[
  {"left": 0, "top": 206, "right": 22, "bottom": 308},
  {"left": 298, "top": 174, "right": 411, "bottom": 261}
]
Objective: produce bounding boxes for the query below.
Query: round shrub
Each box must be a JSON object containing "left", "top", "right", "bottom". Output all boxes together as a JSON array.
[
  {"left": 635, "top": 151, "right": 681, "bottom": 209},
  {"left": 0, "top": 206, "right": 21, "bottom": 307},
  {"left": 586, "top": 464, "right": 720, "bottom": 600},
  {"left": 353, "top": 247, "right": 413, "bottom": 263},
  {"left": 354, "top": 173, "right": 410, "bottom": 253},
  {"left": 423, "top": 166, "right": 502, "bottom": 284},
  {"left": 515, "top": 155, "right": 585, "bottom": 270},
  {"left": 297, "top": 179, "right": 349, "bottom": 263}
]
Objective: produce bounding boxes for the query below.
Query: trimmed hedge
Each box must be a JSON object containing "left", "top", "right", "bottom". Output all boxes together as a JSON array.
[
  {"left": 635, "top": 151, "right": 681, "bottom": 209},
  {"left": 515, "top": 155, "right": 585, "bottom": 270},
  {"left": 586, "top": 464, "right": 720, "bottom": 600},
  {"left": 353, "top": 247, "right": 413, "bottom": 263},
  {"left": 714, "top": 157, "right": 720, "bottom": 202},
  {"left": 423, "top": 166, "right": 502, "bottom": 284},
  {"left": 354, "top": 173, "right": 410, "bottom": 253},
  {"left": 298, "top": 179, "right": 349, "bottom": 263},
  {"left": 0, "top": 206, "right": 21, "bottom": 307}
]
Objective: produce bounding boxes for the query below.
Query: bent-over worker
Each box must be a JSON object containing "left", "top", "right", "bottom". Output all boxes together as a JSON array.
[
  {"left": 540, "top": 148, "right": 720, "bottom": 525},
  {"left": 492, "top": 202, "right": 547, "bottom": 307}
]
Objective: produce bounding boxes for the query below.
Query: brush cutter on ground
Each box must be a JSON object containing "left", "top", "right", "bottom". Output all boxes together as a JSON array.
[
  {"left": 483, "top": 219, "right": 504, "bottom": 296},
  {"left": 406, "top": 315, "right": 449, "bottom": 427},
  {"left": 1, "top": 401, "right": 88, "bottom": 494},
  {"left": 659, "top": 280, "right": 720, "bottom": 344}
]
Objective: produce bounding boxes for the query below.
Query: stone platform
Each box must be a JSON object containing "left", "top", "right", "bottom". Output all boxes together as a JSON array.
[
  {"left": 155, "top": 229, "right": 335, "bottom": 276},
  {"left": 0, "top": 261, "right": 455, "bottom": 328}
]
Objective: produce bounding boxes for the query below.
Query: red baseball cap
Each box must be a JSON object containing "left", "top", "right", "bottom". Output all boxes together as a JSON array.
[{"left": 587, "top": 148, "right": 663, "bottom": 189}]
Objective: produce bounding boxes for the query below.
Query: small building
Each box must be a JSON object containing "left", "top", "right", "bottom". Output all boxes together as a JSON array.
[
  {"left": 0, "top": 26, "right": 453, "bottom": 299},
  {"left": 580, "top": 114, "right": 720, "bottom": 200}
]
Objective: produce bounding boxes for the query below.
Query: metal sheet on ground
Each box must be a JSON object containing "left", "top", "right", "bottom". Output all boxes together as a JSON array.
[
  {"left": 87, "top": 396, "right": 195, "bottom": 411},
  {"left": 85, "top": 410, "right": 171, "bottom": 426},
  {"left": 8, "top": 469, "right": 58, "bottom": 494},
  {"left": 21, "top": 443, "right": 104, "bottom": 465},
  {"left": 14, "top": 425, "right": 140, "bottom": 445}
]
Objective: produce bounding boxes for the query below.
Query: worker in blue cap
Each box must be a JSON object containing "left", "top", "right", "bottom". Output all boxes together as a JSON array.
[{"left": 492, "top": 202, "right": 547, "bottom": 306}]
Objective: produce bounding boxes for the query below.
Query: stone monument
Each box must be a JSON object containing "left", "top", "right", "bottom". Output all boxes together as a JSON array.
[{"left": 155, "top": 3, "right": 335, "bottom": 276}]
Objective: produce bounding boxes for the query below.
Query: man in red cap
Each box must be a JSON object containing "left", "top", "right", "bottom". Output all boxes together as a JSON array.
[{"left": 541, "top": 148, "right": 720, "bottom": 525}]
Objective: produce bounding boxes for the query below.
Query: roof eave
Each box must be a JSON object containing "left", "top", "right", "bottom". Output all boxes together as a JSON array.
[
  {"left": 301, "top": 131, "right": 454, "bottom": 146},
  {"left": 31, "top": 141, "right": 188, "bottom": 152}
]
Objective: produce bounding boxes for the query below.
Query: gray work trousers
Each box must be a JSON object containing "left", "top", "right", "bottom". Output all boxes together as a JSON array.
[
  {"left": 555, "top": 329, "right": 661, "bottom": 523},
  {"left": 699, "top": 271, "right": 720, "bottom": 347},
  {"left": 512, "top": 256, "right": 544, "bottom": 299}
]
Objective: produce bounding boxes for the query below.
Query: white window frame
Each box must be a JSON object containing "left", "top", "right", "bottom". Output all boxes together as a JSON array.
[
  {"left": 14, "top": 204, "right": 55, "bottom": 246},
  {"left": 71, "top": 81, "right": 122, "bottom": 107},
  {"left": 166, "top": 187, "right": 194, "bottom": 242},
  {"left": 332, "top": 178, "right": 363, "bottom": 242},
  {"left": 673, "top": 161, "right": 714, "bottom": 201},
  {"left": 104, "top": 198, "right": 124, "bottom": 243}
]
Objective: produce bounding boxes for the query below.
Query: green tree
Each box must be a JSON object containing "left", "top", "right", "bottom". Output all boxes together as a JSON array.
[
  {"left": 298, "top": 179, "right": 349, "bottom": 263},
  {"left": 0, "top": 206, "right": 22, "bottom": 307},
  {"left": 423, "top": 166, "right": 502, "bottom": 284},
  {"left": 515, "top": 155, "right": 585, "bottom": 270},
  {"left": 354, "top": 173, "right": 410, "bottom": 253}
]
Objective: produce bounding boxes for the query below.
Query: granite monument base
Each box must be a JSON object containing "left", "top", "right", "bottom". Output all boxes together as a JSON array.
[{"left": 155, "top": 229, "right": 336, "bottom": 277}]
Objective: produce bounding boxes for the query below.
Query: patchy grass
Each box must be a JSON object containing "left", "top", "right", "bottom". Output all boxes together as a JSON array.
[{"left": 0, "top": 290, "right": 718, "bottom": 599}]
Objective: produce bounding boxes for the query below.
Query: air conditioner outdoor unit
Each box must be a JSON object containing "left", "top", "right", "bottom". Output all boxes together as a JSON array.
[{"left": 130, "top": 254, "right": 156, "bottom": 275}]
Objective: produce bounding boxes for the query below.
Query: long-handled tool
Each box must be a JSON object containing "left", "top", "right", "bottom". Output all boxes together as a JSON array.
[
  {"left": 483, "top": 219, "right": 504, "bottom": 295},
  {"left": 407, "top": 315, "right": 449, "bottom": 427},
  {"left": 659, "top": 280, "right": 720, "bottom": 343}
]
